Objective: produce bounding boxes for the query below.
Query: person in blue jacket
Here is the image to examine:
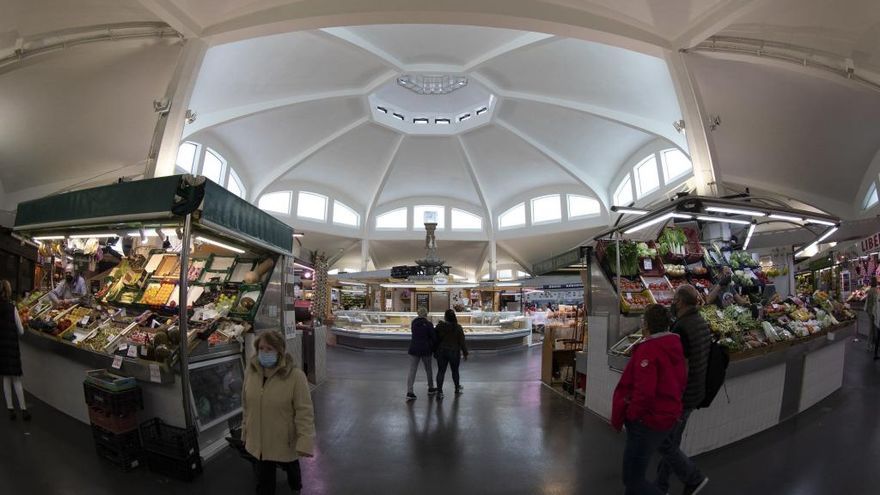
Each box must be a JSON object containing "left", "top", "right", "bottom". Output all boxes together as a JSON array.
[{"left": 406, "top": 307, "right": 437, "bottom": 400}]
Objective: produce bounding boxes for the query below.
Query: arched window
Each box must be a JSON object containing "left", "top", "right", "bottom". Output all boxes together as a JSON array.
[
  {"left": 258, "top": 191, "right": 292, "bottom": 215},
  {"left": 567, "top": 195, "right": 601, "bottom": 219},
  {"left": 660, "top": 149, "right": 692, "bottom": 183},
  {"left": 531, "top": 195, "right": 562, "bottom": 224},
  {"left": 614, "top": 176, "right": 633, "bottom": 206},
  {"left": 202, "top": 149, "right": 225, "bottom": 184},
  {"left": 498, "top": 203, "right": 526, "bottom": 229},
  {"left": 376, "top": 208, "right": 408, "bottom": 229},
  {"left": 227, "top": 169, "right": 245, "bottom": 198},
  {"left": 176, "top": 142, "right": 199, "bottom": 173},
  {"left": 451, "top": 209, "right": 482, "bottom": 230},
  {"left": 333, "top": 201, "right": 360, "bottom": 227},
  {"left": 864, "top": 183, "right": 878, "bottom": 210},
  {"left": 297, "top": 191, "right": 328, "bottom": 222},
  {"left": 634, "top": 155, "right": 660, "bottom": 198}
]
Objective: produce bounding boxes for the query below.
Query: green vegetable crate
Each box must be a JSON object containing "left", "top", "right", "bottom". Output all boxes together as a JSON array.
[{"left": 229, "top": 283, "right": 264, "bottom": 321}]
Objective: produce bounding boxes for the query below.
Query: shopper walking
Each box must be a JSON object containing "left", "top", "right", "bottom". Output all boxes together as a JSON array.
[
  {"left": 0, "top": 280, "right": 28, "bottom": 421},
  {"left": 612, "top": 304, "right": 686, "bottom": 495},
  {"left": 406, "top": 307, "right": 437, "bottom": 400},
  {"left": 871, "top": 278, "right": 880, "bottom": 360},
  {"left": 434, "top": 309, "right": 468, "bottom": 399},
  {"left": 242, "top": 330, "right": 315, "bottom": 495},
  {"left": 655, "top": 284, "right": 710, "bottom": 494}
]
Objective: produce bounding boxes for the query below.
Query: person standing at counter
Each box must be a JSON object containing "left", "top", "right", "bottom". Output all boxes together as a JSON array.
[
  {"left": 706, "top": 266, "right": 748, "bottom": 308},
  {"left": 656, "top": 285, "right": 710, "bottom": 494},
  {"left": 242, "top": 330, "right": 315, "bottom": 495},
  {"left": 435, "top": 309, "right": 468, "bottom": 399},
  {"left": 49, "top": 267, "right": 87, "bottom": 306},
  {"left": 0, "top": 280, "right": 29, "bottom": 421},
  {"left": 406, "top": 307, "right": 437, "bottom": 401},
  {"left": 612, "top": 304, "right": 686, "bottom": 495}
]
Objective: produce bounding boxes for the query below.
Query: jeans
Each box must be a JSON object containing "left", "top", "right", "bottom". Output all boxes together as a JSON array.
[
  {"left": 622, "top": 420, "right": 670, "bottom": 495},
  {"left": 655, "top": 409, "right": 704, "bottom": 491},
  {"left": 435, "top": 348, "right": 461, "bottom": 392},
  {"left": 407, "top": 354, "right": 434, "bottom": 394},
  {"left": 256, "top": 459, "right": 301, "bottom": 495}
]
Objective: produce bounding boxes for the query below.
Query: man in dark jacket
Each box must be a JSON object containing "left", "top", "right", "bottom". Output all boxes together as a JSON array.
[
  {"left": 655, "top": 284, "right": 710, "bottom": 494},
  {"left": 406, "top": 307, "right": 436, "bottom": 401}
]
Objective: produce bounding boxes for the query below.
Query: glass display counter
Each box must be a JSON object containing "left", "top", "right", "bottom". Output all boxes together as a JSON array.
[{"left": 332, "top": 311, "right": 531, "bottom": 351}]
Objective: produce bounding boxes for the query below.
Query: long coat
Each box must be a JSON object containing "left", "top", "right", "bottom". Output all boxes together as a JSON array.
[
  {"left": 242, "top": 353, "right": 315, "bottom": 462},
  {"left": 0, "top": 302, "right": 23, "bottom": 376}
]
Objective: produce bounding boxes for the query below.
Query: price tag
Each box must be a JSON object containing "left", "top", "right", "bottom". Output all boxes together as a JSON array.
[
  {"left": 644, "top": 259, "right": 653, "bottom": 270},
  {"left": 118, "top": 344, "right": 128, "bottom": 351},
  {"left": 111, "top": 355, "right": 123, "bottom": 369},
  {"left": 625, "top": 293, "right": 633, "bottom": 301},
  {"left": 140, "top": 345, "right": 149, "bottom": 357},
  {"left": 127, "top": 345, "right": 139, "bottom": 358},
  {"left": 149, "top": 363, "right": 161, "bottom": 383},
  {"left": 79, "top": 316, "right": 90, "bottom": 326}
]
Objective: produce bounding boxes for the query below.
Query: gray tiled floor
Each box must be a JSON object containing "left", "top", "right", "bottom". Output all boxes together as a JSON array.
[{"left": 1, "top": 341, "right": 878, "bottom": 494}]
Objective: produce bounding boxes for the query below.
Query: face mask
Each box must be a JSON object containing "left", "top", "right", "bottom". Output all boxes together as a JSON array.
[
  {"left": 65, "top": 275, "right": 73, "bottom": 283},
  {"left": 258, "top": 350, "right": 278, "bottom": 368}
]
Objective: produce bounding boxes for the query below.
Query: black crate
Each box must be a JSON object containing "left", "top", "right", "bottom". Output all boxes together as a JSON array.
[
  {"left": 145, "top": 450, "right": 203, "bottom": 482},
  {"left": 91, "top": 424, "right": 142, "bottom": 454},
  {"left": 139, "top": 418, "right": 199, "bottom": 459},
  {"left": 95, "top": 443, "right": 142, "bottom": 471},
  {"left": 83, "top": 382, "right": 143, "bottom": 416}
]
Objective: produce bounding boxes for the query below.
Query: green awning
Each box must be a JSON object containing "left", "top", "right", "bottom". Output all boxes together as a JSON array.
[{"left": 200, "top": 180, "right": 293, "bottom": 254}]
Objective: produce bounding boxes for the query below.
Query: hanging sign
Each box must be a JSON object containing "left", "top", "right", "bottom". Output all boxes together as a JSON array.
[
  {"left": 432, "top": 275, "right": 448, "bottom": 285},
  {"left": 860, "top": 232, "right": 880, "bottom": 253}
]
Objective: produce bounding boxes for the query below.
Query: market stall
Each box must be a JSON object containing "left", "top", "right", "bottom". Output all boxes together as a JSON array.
[
  {"left": 13, "top": 175, "right": 295, "bottom": 459},
  {"left": 583, "top": 196, "right": 856, "bottom": 454}
]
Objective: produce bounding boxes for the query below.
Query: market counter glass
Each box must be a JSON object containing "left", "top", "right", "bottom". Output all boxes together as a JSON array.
[{"left": 331, "top": 311, "right": 532, "bottom": 351}]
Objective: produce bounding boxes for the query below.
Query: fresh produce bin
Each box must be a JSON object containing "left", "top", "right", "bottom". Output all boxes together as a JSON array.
[
  {"left": 84, "top": 370, "right": 137, "bottom": 392},
  {"left": 88, "top": 405, "right": 139, "bottom": 434},
  {"left": 83, "top": 382, "right": 143, "bottom": 416}
]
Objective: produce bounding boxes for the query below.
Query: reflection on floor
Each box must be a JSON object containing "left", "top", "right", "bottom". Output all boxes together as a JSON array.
[{"left": 1, "top": 341, "right": 878, "bottom": 494}]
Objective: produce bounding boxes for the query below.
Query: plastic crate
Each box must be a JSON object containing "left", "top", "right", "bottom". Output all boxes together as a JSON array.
[
  {"left": 140, "top": 418, "right": 199, "bottom": 459},
  {"left": 145, "top": 450, "right": 202, "bottom": 482},
  {"left": 91, "top": 424, "right": 142, "bottom": 457},
  {"left": 95, "top": 443, "right": 142, "bottom": 471},
  {"left": 83, "top": 382, "right": 143, "bottom": 416},
  {"left": 85, "top": 370, "right": 137, "bottom": 392},
  {"left": 88, "top": 405, "right": 139, "bottom": 434}
]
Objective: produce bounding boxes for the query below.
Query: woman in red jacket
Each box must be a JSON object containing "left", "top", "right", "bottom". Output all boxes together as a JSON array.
[{"left": 612, "top": 304, "right": 687, "bottom": 495}]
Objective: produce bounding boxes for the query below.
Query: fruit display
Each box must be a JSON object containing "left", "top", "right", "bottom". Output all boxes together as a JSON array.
[
  {"left": 690, "top": 277, "right": 713, "bottom": 290},
  {"left": 665, "top": 264, "right": 686, "bottom": 277},
  {"left": 642, "top": 277, "right": 671, "bottom": 291},
  {"left": 617, "top": 277, "right": 644, "bottom": 292},
  {"left": 620, "top": 290, "right": 654, "bottom": 313},
  {"left": 154, "top": 255, "right": 181, "bottom": 278},
  {"left": 215, "top": 292, "right": 238, "bottom": 313},
  {"left": 689, "top": 265, "right": 708, "bottom": 276},
  {"left": 188, "top": 259, "right": 207, "bottom": 282},
  {"left": 140, "top": 282, "right": 175, "bottom": 306}
]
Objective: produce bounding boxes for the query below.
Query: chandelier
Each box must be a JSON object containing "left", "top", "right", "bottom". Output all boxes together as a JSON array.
[{"left": 397, "top": 74, "right": 468, "bottom": 95}]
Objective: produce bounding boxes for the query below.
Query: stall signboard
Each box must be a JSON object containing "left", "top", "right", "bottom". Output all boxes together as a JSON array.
[
  {"left": 416, "top": 293, "right": 430, "bottom": 311},
  {"left": 432, "top": 275, "right": 448, "bottom": 285},
  {"left": 857, "top": 232, "right": 880, "bottom": 255}
]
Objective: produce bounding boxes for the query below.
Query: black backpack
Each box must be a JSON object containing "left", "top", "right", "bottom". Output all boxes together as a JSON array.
[{"left": 698, "top": 339, "right": 730, "bottom": 409}]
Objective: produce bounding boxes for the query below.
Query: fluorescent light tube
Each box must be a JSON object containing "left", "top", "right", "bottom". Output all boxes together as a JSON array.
[
  {"left": 804, "top": 219, "right": 836, "bottom": 227},
  {"left": 697, "top": 216, "right": 751, "bottom": 225},
  {"left": 195, "top": 236, "right": 245, "bottom": 254},
  {"left": 32, "top": 235, "right": 66, "bottom": 240},
  {"left": 815, "top": 226, "right": 838, "bottom": 244},
  {"left": 768, "top": 214, "right": 803, "bottom": 222},
  {"left": 612, "top": 207, "right": 649, "bottom": 215},
  {"left": 68, "top": 233, "right": 117, "bottom": 238},
  {"left": 743, "top": 223, "right": 756, "bottom": 250},
  {"left": 705, "top": 206, "right": 766, "bottom": 217},
  {"left": 624, "top": 213, "right": 692, "bottom": 234}
]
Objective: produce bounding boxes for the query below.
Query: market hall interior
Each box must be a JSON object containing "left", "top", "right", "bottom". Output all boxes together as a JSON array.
[{"left": 3, "top": 1, "right": 880, "bottom": 494}]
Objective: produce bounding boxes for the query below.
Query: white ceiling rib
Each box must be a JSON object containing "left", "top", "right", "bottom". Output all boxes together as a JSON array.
[{"left": 363, "top": 133, "right": 406, "bottom": 230}]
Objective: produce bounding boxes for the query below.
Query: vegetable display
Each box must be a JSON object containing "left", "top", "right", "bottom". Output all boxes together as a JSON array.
[
  {"left": 729, "top": 251, "right": 759, "bottom": 269},
  {"left": 605, "top": 241, "right": 639, "bottom": 276},
  {"left": 657, "top": 228, "right": 687, "bottom": 257}
]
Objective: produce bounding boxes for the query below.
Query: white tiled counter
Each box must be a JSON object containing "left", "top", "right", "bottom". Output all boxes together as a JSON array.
[{"left": 585, "top": 316, "right": 854, "bottom": 455}]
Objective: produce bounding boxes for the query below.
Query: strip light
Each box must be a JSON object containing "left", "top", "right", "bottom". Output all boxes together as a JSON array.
[
  {"left": 743, "top": 223, "right": 756, "bottom": 250},
  {"left": 795, "top": 226, "right": 839, "bottom": 257},
  {"left": 705, "top": 206, "right": 766, "bottom": 217},
  {"left": 624, "top": 212, "right": 692, "bottom": 234},
  {"left": 32, "top": 235, "right": 66, "bottom": 240},
  {"left": 611, "top": 206, "right": 650, "bottom": 215},
  {"left": 68, "top": 233, "right": 117, "bottom": 239},
  {"left": 195, "top": 236, "right": 245, "bottom": 254},
  {"left": 380, "top": 283, "right": 478, "bottom": 289},
  {"left": 696, "top": 216, "right": 751, "bottom": 225},
  {"left": 804, "top": 219, "right": 836, "bottom": 227},
  {"left": 769, "top": 214, "right": 803, "bottom": 222}
]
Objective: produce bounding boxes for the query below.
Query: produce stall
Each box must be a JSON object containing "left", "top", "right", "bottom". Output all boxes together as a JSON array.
[
  {"left": 13, "top": 175, "right": 295, "bottom": 459},
  {"left": 332, "top": 310, "right": 531, "bottom": 351},
  {"left": 584, "top": 196, "right": 854, "bottom": 454}
]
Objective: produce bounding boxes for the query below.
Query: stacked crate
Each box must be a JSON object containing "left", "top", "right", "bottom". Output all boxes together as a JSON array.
[
  {"left": 140, "top": 418, "right": 202, "bottom": 481},
  {"left": 83, "top": 375, "right": 144, "bottom": 471}
]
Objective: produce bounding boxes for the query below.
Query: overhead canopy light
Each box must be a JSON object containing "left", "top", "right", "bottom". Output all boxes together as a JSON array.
[
  {"left": 32, "top": 235, "right": 66, "bottom": 240},
  {"left": 696, "top": 216, "right": 751, "bottom": 225},
  {"left": 705, "top": 206, "right": 766, "bottom": 217},
  {"left": 67, "top": 233, "right": 117, "bottom": 239},
  {"left": 611, "top": 206, "right": 649, "bottom": 215},
  {"left": 804, "top": 219, "right": 836, "bottom": 226},
  {"left": 624, "top": 212, "right": 693, "bottom": 234},
  {"left": 380, "top": 283, "right": 478, "bottom": 289},
  {"left": 397, "top": 74, "right": 468, "bottom": 95},
  {"left": 743, "top": 222, "right": 756, "bottom": 250},
  {"left": 768, "top": 214, "right": 803, "bottom": 222},
  {"left": 795, "top": 226, "right": 839, "bottom": 257},
  {"left": 195, "top": 236, "right": 245, "bottom": 254}
]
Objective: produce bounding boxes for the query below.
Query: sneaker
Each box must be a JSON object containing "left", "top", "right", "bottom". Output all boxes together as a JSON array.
[
  {"left": 455, "top": 386, "right": 464, "bottom": 394},
  {"left": 406, "top": 393, "right": 417, "bottom": 401},
  {"left": 683, "top": 477, "right": 709, "bottom": 495},
  {"left": 22, "top": 410, "right": 31, "bottom": 422},
  {"left": 428, "top": 388, "right": 437, "bottom": 396},
  {"left": 8, "top": 409, "right": 15, "bottom": 421},
  {"left": 436, "top": 391, "right": 444, "bottom": 399}
]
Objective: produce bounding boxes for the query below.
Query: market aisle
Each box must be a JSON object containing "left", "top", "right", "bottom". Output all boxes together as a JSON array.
[{"left": 2, "top": 342, "right": 880, "bottom": 494}]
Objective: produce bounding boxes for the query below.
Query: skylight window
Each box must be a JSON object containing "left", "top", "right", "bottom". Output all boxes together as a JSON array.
[
  {"left": 227, "top": 168, "right": 245, "bottom": 198},
  {"left": 864, "top": 183, "right": 879, "bottom": 210},
  {"left": 567, "top": 195, "right": 601, "bottom": 219},
  {"left": 176, "top": 142, "right": 198, "bottom": 173},
  {"left": 614, "top": 176, "right": 634, "bottom": 206},
  {"left": 661, "top": 149, "right": 692, "bottom": 183},
  {"left": 451, "top": 209, "right": 482, "bottom": 230},
  {"left": 475, "top": 107, "right": 488, "bottom": 115},
  {"left": 297, "top": 191, "right": 328, "bottom": 222},
  {"left": 499, "top": 203, "right": 526, "bottom": 229},
  {"left": 376, "top": 106, "right": 388, "bottom": 114},
  {"left": 333, "top": 201, "right": 359, "bottom": 227},
  {"left": 392, "top": 113, "right": 405, "bottom": 121},
  {"left": 435, "top": 118, "right": 450, "bottom": 124},
  {"left": 202, "top": 149, "right": 225, "bottom": 184},
  {"left": 377, "top": 208, "right": 408, "bottom": 229},
  {"left": 634, "top": 155, "right": 660, "bottom": 198},
  {"left": 459, "top": 113, "right": 471, "bottom": 122},
  {"left": 258, "top": 191, "right": 291, "bottom": 215},
  {"left": 413, "top": 205, "right": 445, "bottom": 229},
  {"left": 531, "top": 195, "right": 562, "bottom": 224},
  {"left": 413, "top": 118, "right": 429, "bottom": 124},
  {"left": 498, "top": 269, "right": 513, "bottom": 280}
]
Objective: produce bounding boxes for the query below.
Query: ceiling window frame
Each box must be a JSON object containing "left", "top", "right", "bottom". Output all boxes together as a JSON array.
[
  {"left": 633, "top": 154, "right": 660, "bottom": 199},
  {"left": 175, "top": 141, "right": 200, "bottom": 174},
  {"left": 201, "top": 147, "right": 227, "bottom": 186},
  {"left": 226, "top": 168, "right": 246, "bottom": 199},
  {"left": 376, "top": 207, "right": 409, "bottom": 230},
  {"left": 614, "top": 175, "right": 634, "bottom": 206},
  {"left": 450, "top": 208, "right": 483, "bottom": 231},
  {"left": 297, "top": 191, "right": 329, "bottom": 222},
  {"left": 530, "top": 194, "right": 563, "bottom": 225},
  {"left": 660, "top": 148, "right": 693, "bottom": 184},
  {"left": 498, "top": 203, "right": 527, "bottom": 230},
  {"left": 566, "top": 194, "right": 601, "bottom": 220},
  {"left": 333, "top": 200, "right": 360, "bottom": 228},
  {"left": 864, "top": 182, "right": 879, "bottom": 210},
  {"left": 258, "top": 191, "right": 292, "bottom": 215}
]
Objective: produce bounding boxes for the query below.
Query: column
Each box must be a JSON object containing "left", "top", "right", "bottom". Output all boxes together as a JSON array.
[{"left": 360, "top": 239, "right": 370, "bottom": 272}]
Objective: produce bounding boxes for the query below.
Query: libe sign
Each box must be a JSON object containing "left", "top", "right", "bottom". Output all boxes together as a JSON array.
[{"left": 860, "top": 232, "right": 880, "bottom": 252}]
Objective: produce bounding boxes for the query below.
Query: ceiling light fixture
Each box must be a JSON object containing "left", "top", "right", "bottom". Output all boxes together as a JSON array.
[
  {"left": 795, "top": 226, "right": 839, "bottom": 257},
  {"left": 435, "top": 118, "right": 450, "bottom": 124},
  {"left": 611, "top": 206, "right": 649, "bottom": 215},
  {"left": 458, "top": 113, "right": 471, "bottom": 122},
  {"left": 376, "top": 106, "right": 388, "bottom": 114},
  {"left": 67, "top": 233, "right": 117, "bottom": 239},
  {"left": 195, "top": 236, "right": 245, "bottom": 254},
  {"left": 32, "top": 235, "right": 66, "bottom": 240},
  {"left": 743, "top": 222, "right": 756, "bottom": 250},
  {"left": 624, "top": 212, "right": 692, "bottom": 234},
  {"left": 392, "top": 113, "right": 404, "bottom": 121},
  {"left": 696, "top": 216, "right": 751, "bottom": 225},
  {"left": 397, "top": 74, "right": 467, "bottom": 95},
  {"left": 705, "top": 206, "right": 766, "bottom": 217},
  {"left": 475, "top": 106, "right": 488, "bottom": 116},
  {"left": 413, "top": 118, "right": 429, "bottom": 124},
  {"left": 769, "top": 214, "right": 803, "bottom": 222},
  {"left": 804, "top": 219, "right": 836, "bottom": 227}
]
